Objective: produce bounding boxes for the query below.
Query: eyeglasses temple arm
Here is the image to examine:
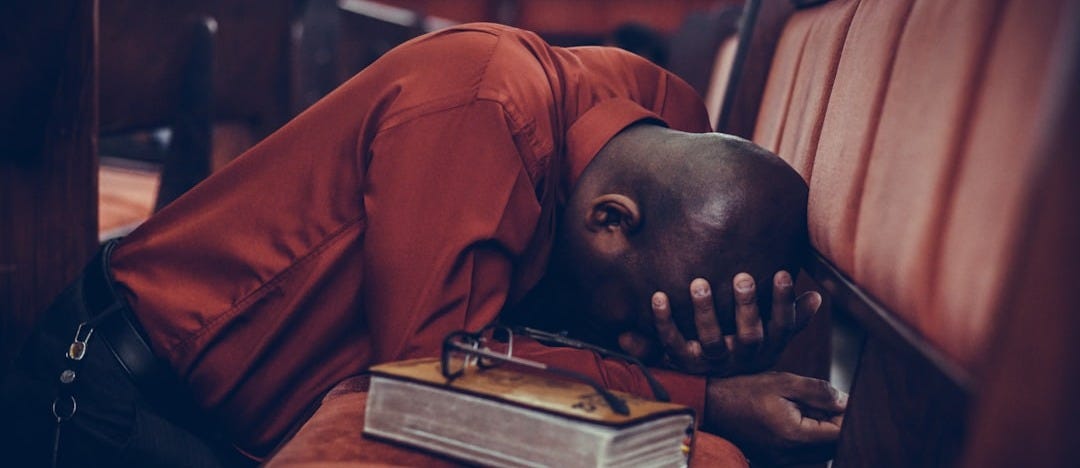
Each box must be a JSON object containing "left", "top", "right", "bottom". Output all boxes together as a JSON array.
[
  {"left": 515, "top": 326, "right": 671, "bottom": 402},
  {"left": 449, "top": 342, "right": 632, "bottom": 416},
  {"left": 543, "top": 367, "right": 631, "bottom": 416}
]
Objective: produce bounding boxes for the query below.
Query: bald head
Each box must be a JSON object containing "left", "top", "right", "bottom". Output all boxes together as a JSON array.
[{"left": 554, "top": 124, "right": 808, "bottom": 337}]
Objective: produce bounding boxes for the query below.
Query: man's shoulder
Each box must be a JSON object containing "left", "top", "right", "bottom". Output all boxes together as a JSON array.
[
  {"left": 404, "top": 23, "right": 563, "bottom": 125},
  {"left": 365, "top": 23, "right": 563, "bottom": 153},
  {"left": 368, "top": 23, "right": 556, "bottom": 107}
]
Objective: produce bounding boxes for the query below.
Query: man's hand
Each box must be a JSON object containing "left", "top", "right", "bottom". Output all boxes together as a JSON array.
[
  {"left": 704, "top": 372, "right": 846, "bottom": 466},
  {"left": 621, "top": 271, "right": 821, "bottom": 375}
]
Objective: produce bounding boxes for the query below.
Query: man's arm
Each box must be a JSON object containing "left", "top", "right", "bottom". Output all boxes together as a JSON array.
[
  {"left": 360, "top": 98, "right": 718, "bottom": 416},
  {"left": 361, "top": 99, "right": 538, "bottom": 363},
  {"left": 705, "top": 372, "right": 846, "bottom": 466},
  {"left": 616, "top": 271, "right": 844, "bottom": 465},
  {"left": 511, "top": 334, "right": 847, "bottom": 466}
]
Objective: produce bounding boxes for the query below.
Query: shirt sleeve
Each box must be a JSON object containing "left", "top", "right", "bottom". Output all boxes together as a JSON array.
[
  {"left": 511, "top": 338, "right": 708, "bottom": 418},
  {"left": 361, "top": 98, "right": 708, "bottom": 415},
  {"left": 362, "top": 98, "right": 542, "bottom": 364}
]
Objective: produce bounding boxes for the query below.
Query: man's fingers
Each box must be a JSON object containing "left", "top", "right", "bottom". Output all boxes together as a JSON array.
[
  {"left": 690, "top": 278, "right": 726, "bottom": 357},
  {"left": 794, "top": 413, "right": 843, "bottom": 444},
  {"left": 830, "top": 412, "right": 845, "bottom": 429},
  {"left": 789, "top": 376, "right": 847, "bottom": 413},
  {"left": 652, "top": 292, "right": 691, "bottom": 361},
  {"left": 733, "top": 273, "right": 764, "bottom": 350},
  {"left": 794, "top": 291, "right": 823, "bottom": 330},
  {"left": 761, "top": 271, "right": 798, "bottom": 360},
  {"left": 685, "top": 340, "right": 703, "bottom": 360},
  {"left": 768, "top": 271, "right": 797, "bottom": 338}
]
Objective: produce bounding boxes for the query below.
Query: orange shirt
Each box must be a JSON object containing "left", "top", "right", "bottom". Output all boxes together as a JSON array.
[{"left": 110, "top": 23, "right": 711, "bottom": 458}]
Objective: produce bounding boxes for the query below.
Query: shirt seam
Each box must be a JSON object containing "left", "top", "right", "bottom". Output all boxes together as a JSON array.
[
  {"left": 170, "top": 215, "right": 367, "bottom": 356},
  {"left": 478, "top": 94, "right": 546, "bottom": 185},
  {"left": 374, "top": 95, "right": 480, "bottom": 135},
  {"left": 374, "top": 32, "right": 504, "bottom": 135}
]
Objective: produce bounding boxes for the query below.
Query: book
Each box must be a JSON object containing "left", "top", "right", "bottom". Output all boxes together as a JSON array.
[{"left": 363, "top": 357, "right": 695, "bottom": 468}]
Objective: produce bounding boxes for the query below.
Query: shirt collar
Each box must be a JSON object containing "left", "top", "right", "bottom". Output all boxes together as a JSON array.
[{"left": 563, "top": 98, "right": 667, "bottom": 193}]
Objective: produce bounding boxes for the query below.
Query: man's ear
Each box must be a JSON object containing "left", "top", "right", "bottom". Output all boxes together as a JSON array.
[{"left": 585, "top": 194, "right": 641, "bottom": 235}]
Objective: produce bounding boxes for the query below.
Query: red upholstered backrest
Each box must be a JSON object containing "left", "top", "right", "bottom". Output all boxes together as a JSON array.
[
  {"left": 962, "top": 17, "right": 1080, "bottom": 462},
  {"left": 752, "top": 0, "right": 1067, "bottom": 368},
  {"left": 753, "top": 0, "right": 858, "bottom": 176}
]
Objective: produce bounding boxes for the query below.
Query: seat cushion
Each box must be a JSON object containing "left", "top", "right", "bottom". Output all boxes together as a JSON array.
[{"left": 266, "top": 376, "right": 749, "bottom": 467}]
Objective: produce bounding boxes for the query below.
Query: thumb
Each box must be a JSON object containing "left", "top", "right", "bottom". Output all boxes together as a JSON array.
[
  {"left": 793, "top": 411, "right": 843, "bottom": 444},
  {"left": 786, "top": 376, "right": 847, "bottom": 414}
]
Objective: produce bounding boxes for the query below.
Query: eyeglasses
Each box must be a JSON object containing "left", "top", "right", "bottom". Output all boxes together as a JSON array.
[{"left": 440, "top": 325, "right": 671, "bottom": 416}]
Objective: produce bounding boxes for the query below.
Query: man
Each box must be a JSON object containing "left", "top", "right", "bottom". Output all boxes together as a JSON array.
[{"left": 1, "top": 23, "right": 842, "bottom": 466}]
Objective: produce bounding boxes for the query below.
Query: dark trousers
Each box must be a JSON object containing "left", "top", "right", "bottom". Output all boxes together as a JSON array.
[{"left": 0, "top": 251, "right": 252, "bottom": 467}]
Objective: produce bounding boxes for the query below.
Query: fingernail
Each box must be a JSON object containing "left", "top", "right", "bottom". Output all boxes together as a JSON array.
[
  {"left": 653, "top": 293, "right": 665, "bottom": 307},
  {"left": 777, "top": 272, "right": 792, "bottom": 288},
  {"left": 837, "top": 391, "right": 849, "bottom": 406},
  {"left": 692, "top": 284, "right": 708, "bottom": 297},
  {"left": 735, "top": 278, "right": 753, "bottom": 293}
]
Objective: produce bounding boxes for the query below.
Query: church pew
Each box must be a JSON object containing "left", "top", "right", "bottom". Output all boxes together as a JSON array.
[
  {"left": 960, "top": 16, "right": 1080, "bottom": 464},
  {"left": 739, "top": 0, "right": 1074, "bottom": 465},
  {"left": 100, "top": 0, "right": 301, "bottom": 140}
]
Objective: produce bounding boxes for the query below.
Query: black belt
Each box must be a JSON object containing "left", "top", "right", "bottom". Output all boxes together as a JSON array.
[
  {"left": 51, "top": 239, "right": 174, "bottom": 467},
  {"left": 79, "top": 238, "right": 170, "bottom": 394}
]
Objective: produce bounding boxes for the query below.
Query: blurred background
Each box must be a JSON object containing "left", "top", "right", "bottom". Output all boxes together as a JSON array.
[
  {"left": 92, "top": 0, "right": 745, "bottom": 239},
  {"left": 1, "top": 0, "right": 757, "bottom": 379}
]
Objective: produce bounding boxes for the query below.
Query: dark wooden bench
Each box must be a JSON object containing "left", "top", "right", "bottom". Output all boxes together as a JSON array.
[{"left": 0, "top": 0, "right": 98, "bottom": 375}]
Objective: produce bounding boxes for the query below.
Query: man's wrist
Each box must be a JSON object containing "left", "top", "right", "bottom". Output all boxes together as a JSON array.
[{"left": 650, "top": 368, "right": 708, "bottom": 420}]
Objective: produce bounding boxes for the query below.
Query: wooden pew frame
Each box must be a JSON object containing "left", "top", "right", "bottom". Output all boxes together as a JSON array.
[
  {"left": 809, "top": 252, "right": 973, "bottom": 467},
  {"left": 0, "top": 0, "right": 99, "bottom": 375},
  {"left": 716, "top": 1, "right": 980, "bottom": 465},
  {"left": 717, "top": 0, "right": 795, "bottom": 138}
]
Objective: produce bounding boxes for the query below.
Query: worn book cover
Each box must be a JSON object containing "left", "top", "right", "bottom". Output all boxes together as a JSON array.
[{"left": 364, "top": 358, "right": 694, "bottom": 467}]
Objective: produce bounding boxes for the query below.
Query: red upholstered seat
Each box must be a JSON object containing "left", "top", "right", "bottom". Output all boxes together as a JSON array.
[
  {"left": 266, "top": 377, "right": 461, "bottom": 467},
  {"left": 266, "top": 376, "right": 749, "bottom": 467}
]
